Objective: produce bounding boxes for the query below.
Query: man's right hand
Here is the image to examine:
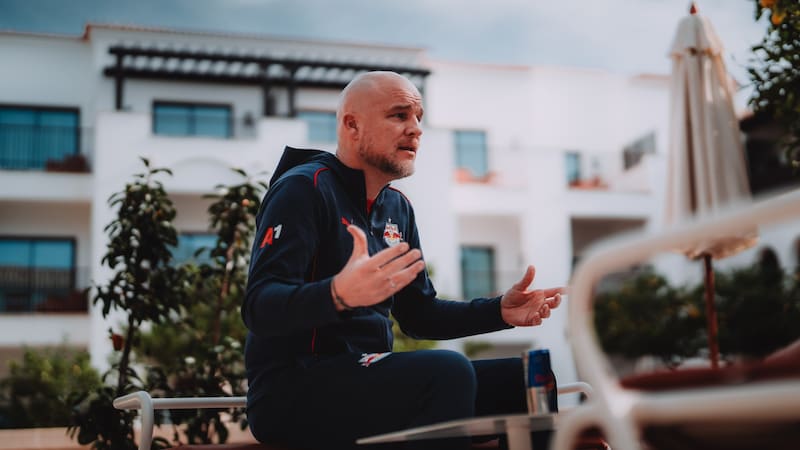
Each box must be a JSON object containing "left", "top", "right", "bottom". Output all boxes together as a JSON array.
[{"left": 331, "top": 225, "right": 425, "bottom": 310}]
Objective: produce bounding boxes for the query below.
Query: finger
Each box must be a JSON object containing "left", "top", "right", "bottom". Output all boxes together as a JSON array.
[
  {"left": 539, "top": 304, "right": 551, "bottom": 319},
  {"left": 512, "top": 265, "right": 535, "bottom": 291},
  {"left": 547, "top": 293, "right": 562, "bottom": 309},
  {"left": 529, "top": 312, "right": 542, "bottom": 326},
  {"left": 347, "top": 225, "right": 369, "bottom": 259},
  {"left": 540, "top": 286, "right": 565, "bottom": 298},
  {"left": 389, "top": 260, "right": 426, "bottom": 291},
  {"left": 370, "top": 242, "right": 411, "bottom": 268},
  {"left": 380, "top": 248, "right": 422, "bottom": 274}
]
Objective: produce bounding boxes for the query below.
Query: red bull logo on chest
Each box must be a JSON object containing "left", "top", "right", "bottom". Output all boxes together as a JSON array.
[{"left": 383, "top": 219, "right": 402, "bottom": 247}]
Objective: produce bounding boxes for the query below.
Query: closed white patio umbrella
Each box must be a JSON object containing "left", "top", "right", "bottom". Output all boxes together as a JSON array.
[{"left": 664, "top": 3, "right": 758, "bottom": 369}]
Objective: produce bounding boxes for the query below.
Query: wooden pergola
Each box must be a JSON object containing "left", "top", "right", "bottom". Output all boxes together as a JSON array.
[{"left": 103, "top": 45, "right": 431, "bottom": 117}]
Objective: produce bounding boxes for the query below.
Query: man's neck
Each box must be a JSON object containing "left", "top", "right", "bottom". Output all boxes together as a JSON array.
[{"left": 335, "top": 149, "right": 391, "bottom": 200}]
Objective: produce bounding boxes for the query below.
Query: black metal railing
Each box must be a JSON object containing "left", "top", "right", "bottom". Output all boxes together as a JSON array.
[
  {"left": 0, "top": 123, "right": 91, "bottom": 171},
  {"left": 0, "top": 266, "right": 89, "bottom": 313}
]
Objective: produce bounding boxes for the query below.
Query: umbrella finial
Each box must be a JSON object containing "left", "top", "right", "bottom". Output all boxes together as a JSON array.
[{"left": 690, "top": 2, "right": 698, "bottom": 14}]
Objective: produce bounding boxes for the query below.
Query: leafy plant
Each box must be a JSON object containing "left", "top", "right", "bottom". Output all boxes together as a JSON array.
[
  {"left": 138, "top": 169, "right": 266, "bottom": 445},
  {"left": 0, "top": 347, "right": 100, "bottom": 428},
  {"left": 594, "top": 262, "right": 800, "bottom": 365},
  {"left": 714, "top": 260, "right": 800, "bottom": 358},
  {"left": 594, "top": 269, "right": 705, "bottom": 367},
  {"left": 69, "top": 158, "right": 187, "bottom": 450},
  {"left": 748, "top": 0, "right": 800, "bottom": 172}
]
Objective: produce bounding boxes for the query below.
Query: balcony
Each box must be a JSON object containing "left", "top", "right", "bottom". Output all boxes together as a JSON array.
[
  {"left": 0, "top": 124, "right": 92, "bottom": 172},
  {"left": 0, "top": 266, "right": 89, "bottom": 313},
  {"left": 566, "top": 150, "right": 655, "bottom": 193}
]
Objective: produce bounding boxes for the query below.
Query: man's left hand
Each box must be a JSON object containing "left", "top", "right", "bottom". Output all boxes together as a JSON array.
[{"left": 500, "top": 265, "right": 564, "bottom": 327}]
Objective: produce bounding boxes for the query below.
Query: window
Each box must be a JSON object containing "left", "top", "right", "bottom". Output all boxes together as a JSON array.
[
  {"left": 565, "top": 151, "right": 581, "bottom": 185},
  {"left": 297, "top": 111, "right": 337, "bottom": 143},
  {"left": 460, "top": 246, "right": 496, "bottom": 299},
  {"left": 454, "top": 130, "right": 488, "bottom": 178},
  {"left": 0, "top": 105, "right": 79, "bottom": 170},
  {"left": 0, "top": 237, "right": 75, "bottom": 312},
  {"left": 153, "top": 102, "right": 232, "bottom": 138},
  {"left": 172, "top": 233, "right": 218, "bottom": 265}
]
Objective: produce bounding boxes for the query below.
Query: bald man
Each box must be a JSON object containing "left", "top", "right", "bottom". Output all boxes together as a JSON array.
[{"left": 242, "top": 71, "right": 564, "bottom": 450}]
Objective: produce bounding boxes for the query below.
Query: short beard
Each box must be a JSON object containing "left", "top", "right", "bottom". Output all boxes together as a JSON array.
[{"left": 358, "top": 144, "right": 414, "bottom": 179}]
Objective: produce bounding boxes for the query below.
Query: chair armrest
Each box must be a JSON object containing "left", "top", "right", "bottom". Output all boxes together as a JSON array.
[
  {"left": 113, "top": 391, "right": 247, "bottom": 450},
  {"left": 558, "top": 381, "right": 593, "bottom": 401}
]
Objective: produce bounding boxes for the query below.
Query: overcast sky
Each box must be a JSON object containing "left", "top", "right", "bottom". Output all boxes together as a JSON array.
[{"left": 1, "top": 0, "right": 768, "bottom": 83}]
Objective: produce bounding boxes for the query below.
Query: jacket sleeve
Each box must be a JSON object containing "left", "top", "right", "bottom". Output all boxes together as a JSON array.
[
  {"left": 391, "top": 206, "right": 512, "bottom": 340},
  {"left": 242, "top": 174, "right": 340, "bottom": 338}
]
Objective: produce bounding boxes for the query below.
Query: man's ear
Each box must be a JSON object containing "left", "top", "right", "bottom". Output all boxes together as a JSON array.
[{"left": 345, "top": 114, "right": 358, "bottom": 132}]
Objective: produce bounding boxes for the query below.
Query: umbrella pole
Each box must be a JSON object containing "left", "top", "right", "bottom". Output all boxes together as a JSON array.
[{"left": 703, "top": 253, "right": 720, "bottom": 369}]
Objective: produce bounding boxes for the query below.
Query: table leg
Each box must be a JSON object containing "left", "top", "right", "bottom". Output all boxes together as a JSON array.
[{"left": 505, "top": 424, "right": 533, "bottom": 450}]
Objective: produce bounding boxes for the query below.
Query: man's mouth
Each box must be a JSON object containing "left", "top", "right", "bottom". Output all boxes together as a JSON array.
[{"left": 398, "top": 145, "right": 417, "bottom": 153}]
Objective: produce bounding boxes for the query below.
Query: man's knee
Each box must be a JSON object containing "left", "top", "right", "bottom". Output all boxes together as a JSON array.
[{"left": 416, "top": 349, "right": 477, "bottom": 394}]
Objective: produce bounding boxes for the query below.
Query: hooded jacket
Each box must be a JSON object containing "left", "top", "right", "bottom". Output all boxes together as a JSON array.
[{"left": 242, "top": 147, "right": 511, "bottom": 405}]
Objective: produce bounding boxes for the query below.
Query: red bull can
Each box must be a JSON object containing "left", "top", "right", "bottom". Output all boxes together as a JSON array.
[{"left": 523, "top": 349, "right": 558, "bottom": 414}]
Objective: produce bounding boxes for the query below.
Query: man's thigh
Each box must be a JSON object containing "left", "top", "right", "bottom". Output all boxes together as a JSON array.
[{"left": 285, "top": 350, "right": 477, "bottom": 449}]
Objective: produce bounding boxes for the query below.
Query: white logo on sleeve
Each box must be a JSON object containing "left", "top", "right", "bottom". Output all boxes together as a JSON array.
[{"left": 359, "top": 352, "right": 392, "bottom": 367}]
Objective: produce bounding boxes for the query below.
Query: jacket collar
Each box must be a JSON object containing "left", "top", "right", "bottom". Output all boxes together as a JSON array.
[{"left": 272, "top": 146, "right": 388, "bottom": 214}]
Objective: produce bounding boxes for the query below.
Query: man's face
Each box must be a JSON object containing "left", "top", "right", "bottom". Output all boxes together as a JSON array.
[{"left": 355, "top": 79, "right": 424, "bottom": 180}]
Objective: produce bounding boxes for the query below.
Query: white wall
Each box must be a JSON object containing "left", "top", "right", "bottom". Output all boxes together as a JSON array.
[
  {"left": 0, "top": 171, "right": 92, "bottom": 202},
  {"left": 0, "top": 34, "right": 94, "bottom": 126},
  {"left": 394, "top": 129, "right": 460, "bottom": 299},
  {"left": 0, "top": 315, "right": 89, "bottom": 346}
]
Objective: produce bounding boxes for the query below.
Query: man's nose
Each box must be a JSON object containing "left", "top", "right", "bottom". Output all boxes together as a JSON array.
[{"left": 407, "top": 118, "right": 423, "bottom": 137}]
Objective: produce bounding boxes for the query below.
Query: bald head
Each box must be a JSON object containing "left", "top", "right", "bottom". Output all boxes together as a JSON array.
[{"left": 337, "top": 71, "right": 420, "bottom": 122}]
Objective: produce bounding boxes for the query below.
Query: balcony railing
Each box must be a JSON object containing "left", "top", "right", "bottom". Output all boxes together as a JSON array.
[
  {"left": 565, "top": 150, "right": 655, "bottom": 193},
  {"left": 0, "top": 266, "right": 89, "bottom": 313},
  {"left": 0, "top": 124, "right": 92, "bottom": 171}
]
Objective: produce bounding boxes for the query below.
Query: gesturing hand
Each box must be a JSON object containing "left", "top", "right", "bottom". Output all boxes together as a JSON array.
[
  {"left": 331, "top": 225, "right": 426, "bottom": 310},
  {"left": 500, "top": 265, "right": 564, "bottom": 327}
]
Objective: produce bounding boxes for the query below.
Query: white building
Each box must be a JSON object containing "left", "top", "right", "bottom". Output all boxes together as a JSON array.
[{"left": 1, "top": 24, "right": 797, "bottom": 394}]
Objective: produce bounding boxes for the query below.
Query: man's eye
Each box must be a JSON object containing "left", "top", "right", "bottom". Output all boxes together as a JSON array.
[{"left": 393, "top": 113, "right": 407, "bottom": 119}]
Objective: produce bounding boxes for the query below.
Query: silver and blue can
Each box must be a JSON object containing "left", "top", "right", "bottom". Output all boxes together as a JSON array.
[{"left": 523, "top": 349, "right": 558, "bottom": 414}]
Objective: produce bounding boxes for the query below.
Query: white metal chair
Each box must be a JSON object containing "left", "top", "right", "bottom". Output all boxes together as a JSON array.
[
  {"left": 115, "top": 382, "right": 595, "bottom": 450},
  {"left": 113, "top": 392, "right": 248, "bottom": 450},
  {"left": 552, "top": 188, "right": 800, "bottom": 450}
]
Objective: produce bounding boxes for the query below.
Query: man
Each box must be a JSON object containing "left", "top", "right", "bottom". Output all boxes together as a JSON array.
[{"left": 242, "top": 71, "right": 564, "bottom": 450}]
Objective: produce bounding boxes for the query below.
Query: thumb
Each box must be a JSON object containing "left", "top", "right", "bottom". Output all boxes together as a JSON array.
[
  {"left": 513, "top": 265, "right": 535, "bottom": 291},
  {"left": 346, "top": 225, "right": 368, "bottom": 260}
]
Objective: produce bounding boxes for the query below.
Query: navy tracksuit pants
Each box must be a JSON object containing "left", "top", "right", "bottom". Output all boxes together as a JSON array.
[{"left": 248, "top": 349, "right": 533, "bottom": 450}]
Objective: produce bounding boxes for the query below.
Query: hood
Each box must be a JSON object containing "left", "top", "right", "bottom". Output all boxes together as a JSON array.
[{"left": 269, "top": 146, "right": 328, "bottom": 186}]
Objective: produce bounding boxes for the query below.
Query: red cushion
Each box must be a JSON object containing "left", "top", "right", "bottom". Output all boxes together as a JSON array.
[{"left": 620, "top": 356, "right": 800, "bottom": 391}]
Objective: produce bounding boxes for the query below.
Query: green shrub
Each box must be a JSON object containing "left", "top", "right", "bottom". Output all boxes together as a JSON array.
[
  {"left": 0, "top": 347, "right": 100, "bottom": 428},
  {"left": 595, "top": 262, "right": 800, "bottom": 365}
]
